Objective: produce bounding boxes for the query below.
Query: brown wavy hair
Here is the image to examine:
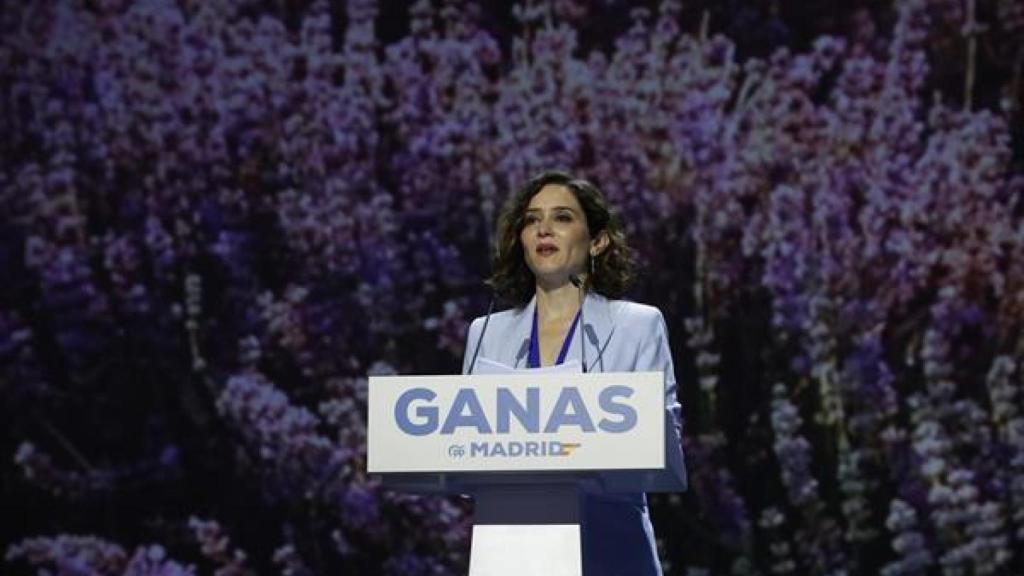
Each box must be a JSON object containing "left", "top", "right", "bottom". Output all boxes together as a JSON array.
[{"left": 488, "top": 170, "right": 636, "bottom": 306}]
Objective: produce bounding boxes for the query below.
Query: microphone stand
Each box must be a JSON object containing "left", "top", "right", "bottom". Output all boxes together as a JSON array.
[
  {"left": 569, "top": 274, "right": 587, "bottom": 373},
  {"left": 467, "top": 291, "right": 495, "bottom": 375}
]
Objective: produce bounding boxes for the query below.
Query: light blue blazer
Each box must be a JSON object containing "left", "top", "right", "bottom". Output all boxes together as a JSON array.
[{"left": 462, "top": 292, "right": 685, "bottom": 576}]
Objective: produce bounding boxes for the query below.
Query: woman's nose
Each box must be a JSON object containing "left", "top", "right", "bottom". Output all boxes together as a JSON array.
[{"left": 537, "top": 218, "right": 553, "bottom": 235}]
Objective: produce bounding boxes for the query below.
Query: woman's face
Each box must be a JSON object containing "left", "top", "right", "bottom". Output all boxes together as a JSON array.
[{"left": 519, "top": 184, "right": 594, "bottom": 288}]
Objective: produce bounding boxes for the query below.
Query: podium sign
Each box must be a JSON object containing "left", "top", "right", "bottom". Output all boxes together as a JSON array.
[
  {"left": 367, "top": 372, "right": 665, "bottom": 474},
  {"left": 367, "top": 369, "right": 685, "bottom": 576}
]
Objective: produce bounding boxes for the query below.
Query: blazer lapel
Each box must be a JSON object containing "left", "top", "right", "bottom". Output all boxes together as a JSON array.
[
  {"left": 504, "top": 296, "right": 535, "bottom": 368},
  {"left": 582, "top": 292, "right": 616, "bottom": 372}
]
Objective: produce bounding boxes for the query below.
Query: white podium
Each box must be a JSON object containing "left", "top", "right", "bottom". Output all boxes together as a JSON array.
[{"left": 366, "top": 370, "right": 687, "bottom": 576}]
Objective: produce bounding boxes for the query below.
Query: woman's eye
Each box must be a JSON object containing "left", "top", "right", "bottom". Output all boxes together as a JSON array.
[{"left": 556, "top": 214, "right": 573, "bottom": 222}]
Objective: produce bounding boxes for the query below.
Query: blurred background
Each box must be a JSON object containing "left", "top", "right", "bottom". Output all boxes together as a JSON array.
[{"left": 2, "top": 0, "right": 1024, "bottom": 574}]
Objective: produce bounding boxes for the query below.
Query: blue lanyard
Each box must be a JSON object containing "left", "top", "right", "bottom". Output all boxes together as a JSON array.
[{"left": 527, "top": 307, "right": 581, "bottom": 368}]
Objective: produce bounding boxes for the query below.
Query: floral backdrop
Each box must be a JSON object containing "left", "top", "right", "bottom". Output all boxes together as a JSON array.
[{"left": 2, "top": 0, "right": 1024, "bottom": 574}]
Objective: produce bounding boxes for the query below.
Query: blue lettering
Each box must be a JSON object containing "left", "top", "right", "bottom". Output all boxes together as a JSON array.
[
  {"left": 395, "top": 388, "right": 438, "bottom": 436},
  {"left": 441, "top": 388, "right": 493, "bottom": 434},
  {"left": 543, "top": 387, "right": 595, "bottom": 433},
  {"left": 398, "top": 385, "right": 636, "bottom": 437},
  {"left": 497, "top": 387, "right": 540, "bottom": 433},
  {"left": 471, "top": 441, "right": 489, "bottom": 457},
  {"left": 598, "top": 385, "right": 637, "bottom": 433}
]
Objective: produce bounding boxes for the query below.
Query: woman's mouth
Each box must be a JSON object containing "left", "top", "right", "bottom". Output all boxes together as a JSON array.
[{"left": 536, "top": 245, "right": 559, "bottom": 256}]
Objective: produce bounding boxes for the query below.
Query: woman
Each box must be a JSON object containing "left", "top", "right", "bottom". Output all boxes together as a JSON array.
[{"left": 462, "top": 170, "right": 684, "bottom": 576}]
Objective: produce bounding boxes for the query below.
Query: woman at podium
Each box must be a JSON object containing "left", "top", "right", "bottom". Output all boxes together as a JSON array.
[{"left": 463, "top": 170, "right": 683, "bottom": 576}]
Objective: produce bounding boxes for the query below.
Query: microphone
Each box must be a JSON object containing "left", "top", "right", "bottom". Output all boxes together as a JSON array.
[
  {"left": 467, "top": 290, "right": 495, "bottom": 375},
  {"left": 569, "top": 273, "right": 587, "bottom": 373}
]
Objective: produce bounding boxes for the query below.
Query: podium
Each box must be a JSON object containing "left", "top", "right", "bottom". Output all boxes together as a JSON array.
[{"left": 366, "top": 370, "right": 687, "bottom": 576}]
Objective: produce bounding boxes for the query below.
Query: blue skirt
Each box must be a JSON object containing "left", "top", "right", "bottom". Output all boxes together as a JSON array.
[{"left": 580, "top": 493, "right": 662, "bottom": 576}]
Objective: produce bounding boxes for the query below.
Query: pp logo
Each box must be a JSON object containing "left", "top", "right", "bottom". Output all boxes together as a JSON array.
[{"left": 448, "top": 444, "right": 466, "bottom": 458}]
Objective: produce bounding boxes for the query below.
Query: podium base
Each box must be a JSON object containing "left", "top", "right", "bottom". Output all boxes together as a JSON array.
[
  {"left": 467, "top": 483, "right": 583, "bottom": 576},
  {"left": 468, "top": 524, "right": 581, "bottom": 576}
]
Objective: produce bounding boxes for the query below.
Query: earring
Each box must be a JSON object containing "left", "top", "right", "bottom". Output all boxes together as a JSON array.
[{"left": 590, "top": 256, "right": 595, "bottom": 277}]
